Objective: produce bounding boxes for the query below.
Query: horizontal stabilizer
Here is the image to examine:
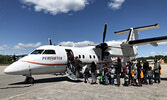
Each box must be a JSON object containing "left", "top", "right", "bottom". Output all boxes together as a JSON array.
[
  {"left": 115, "top": 24, "right": 159, "bottom": 35},
  {"left": 128, "top": 36, "right": 167, "bottom": 46}
]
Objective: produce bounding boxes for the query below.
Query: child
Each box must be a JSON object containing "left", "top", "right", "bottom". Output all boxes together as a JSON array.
[
  {"left": 148, "top": 67, "right": 153, "bottom": 85},
  {"left": 109, "top": 66, "right": 115, "bottom": 85}
]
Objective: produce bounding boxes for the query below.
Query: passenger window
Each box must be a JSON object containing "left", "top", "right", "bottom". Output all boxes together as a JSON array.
[
  {"left": 93, "top": 55, "right": 96, "bottom": 59},
  {"left": 31, "top": 49, "right": 44, "bottom": 54},
  {"left": 82, "top": 55, "right": 85, "bottom": 59},
  {"left": 89, "top": 55, "right": 92, "bottom": 59},
  {"left": 79, "top": 55, "right": 81, "bottom": 58},
  {"left": 43, "top": 50, "right": 56, "bottom": 54}
]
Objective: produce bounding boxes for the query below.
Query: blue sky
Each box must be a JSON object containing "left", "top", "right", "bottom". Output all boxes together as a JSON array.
[{"left": 0, "top": 0, "right": 167, "bottom": 57}]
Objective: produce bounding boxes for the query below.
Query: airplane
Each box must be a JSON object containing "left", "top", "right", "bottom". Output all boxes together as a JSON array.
[{"left": 4, "top": 23, "right": 167, "bottom": 83}]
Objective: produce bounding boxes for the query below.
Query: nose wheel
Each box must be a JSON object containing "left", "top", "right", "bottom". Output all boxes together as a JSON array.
[{"left": 25, "top": 76, "right": 34, "bottom": 84}]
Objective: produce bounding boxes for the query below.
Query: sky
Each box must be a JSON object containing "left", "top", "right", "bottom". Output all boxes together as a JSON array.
[{"left": 0, "top": 0, "right": 167, "bottom": 57}]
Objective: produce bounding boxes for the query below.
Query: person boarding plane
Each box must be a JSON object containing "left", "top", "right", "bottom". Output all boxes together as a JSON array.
[{"left": 4, "top": 23, "right": 167, "bottom": 83}]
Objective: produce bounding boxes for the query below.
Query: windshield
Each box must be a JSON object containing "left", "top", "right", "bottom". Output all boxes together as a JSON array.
[
  {"left": 31, "top": 49, "right": 44, "bottom": 54},
  {"left": 43, "top": 50, "right": 56, "bottom": 54}
]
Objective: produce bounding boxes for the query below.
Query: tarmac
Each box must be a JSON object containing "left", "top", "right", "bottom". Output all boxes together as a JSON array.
[{"left": 0, "top": 65, "right": 167, "bottom": 100}]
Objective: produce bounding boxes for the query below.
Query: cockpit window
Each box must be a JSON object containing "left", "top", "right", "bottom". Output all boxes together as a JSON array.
[
  {"left": 31, "top": 49, "right": 44, "bottom": 54},
  {"left": 43, "top": 50, "right": 56, "bottom": 54}
]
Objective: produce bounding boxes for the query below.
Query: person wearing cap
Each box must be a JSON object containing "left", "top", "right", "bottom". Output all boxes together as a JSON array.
[{"left": 72, "top": 56, "right": 82, "bottom": 78}]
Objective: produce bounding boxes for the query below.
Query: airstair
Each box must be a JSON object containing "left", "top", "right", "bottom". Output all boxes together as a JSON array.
[{"left": 65, "top": 67, "right": 78, "bottom": 81}]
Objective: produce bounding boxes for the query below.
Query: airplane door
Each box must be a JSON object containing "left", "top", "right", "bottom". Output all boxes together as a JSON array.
[
  {"left": 65, "top": 49, "right": 74, "bottom": 62},
  {"left": 65, "top": 49, "right": 78, "bottom": 80}
]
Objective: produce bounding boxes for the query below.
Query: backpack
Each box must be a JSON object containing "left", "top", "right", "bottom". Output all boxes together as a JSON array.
[{"left": 126, "top": 66, "right": 129, "bottom": 75}]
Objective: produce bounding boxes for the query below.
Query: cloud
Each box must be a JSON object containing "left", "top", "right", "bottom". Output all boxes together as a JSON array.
[
  {"left": 108, "top": 0, "right": 125, "bottom": 10},
  {"left": 0, "top": 45, "right": 10, "bottom": 51},
  {"left": 13, "top": 42, "right": 41, "bottom": 50},
  {"left": 58, "top": 40, "right": 125, "bottom": 47},
  {"left": 150, "top": 52, "right": 157, "bottom": 56},
  {"left": 150, "top": 51, "right": 167, "bottom": 56},
  {"left": 158, "top": 42, "right": 167, "bottom": 45},
  {"left": 0, "top": 42, "right": 41, "bottom": 51},
  {"left": 21, "top": 0, "right": 89, "bottom": 15},
  {"left": 58, "top": 41, "right": 95, "bottom": 47}
]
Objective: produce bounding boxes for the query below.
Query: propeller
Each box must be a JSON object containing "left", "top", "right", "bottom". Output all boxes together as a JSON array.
[
  {"left": 103, "top": 22, "right": 107, "bottom": 43},
  {"left": 48, "top": 38, "right": 52, "bottom": 45},
  {"left": 95, "top": 22, "right": 109, "bottom": 60}
]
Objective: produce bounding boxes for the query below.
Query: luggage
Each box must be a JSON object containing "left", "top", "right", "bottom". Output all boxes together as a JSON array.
[{"left": 99, "top": 75, "right": 103, "bottom": 84}]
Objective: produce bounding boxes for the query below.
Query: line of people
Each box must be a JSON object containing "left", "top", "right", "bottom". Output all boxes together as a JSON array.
[
  {"left": 68, "top": 56, "right": 161, "bottom": 86},
  {"left": 123, "top": 58, "right": 161, "bottom": 86}
]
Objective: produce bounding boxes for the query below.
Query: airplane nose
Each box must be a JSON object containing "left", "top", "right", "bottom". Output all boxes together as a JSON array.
[
  {"left": 4, "top": 66, "right": 12, "bottom": 74},
  {"left": 4, "top": 64, "right": 18, "bottom": 75},
  {"left": 4, "top": 61, "right": 28, "bottom": 75}
]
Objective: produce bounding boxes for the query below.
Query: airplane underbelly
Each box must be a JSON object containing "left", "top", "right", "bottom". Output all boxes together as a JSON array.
[{"left": 31, "top": 65, "right": 66, "bottom": 75}]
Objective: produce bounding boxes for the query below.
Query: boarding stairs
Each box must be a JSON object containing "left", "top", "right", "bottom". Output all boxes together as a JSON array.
[{"left": 65, "top": 67, "right": 78, "bottom": 81}]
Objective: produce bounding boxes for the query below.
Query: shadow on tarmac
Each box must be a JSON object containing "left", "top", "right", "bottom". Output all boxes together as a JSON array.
[
  {"left": 0, "top": 85, "right": 32, "bottom": 90},
  {"left": 161, "top": 77, "right": 167, "bottom": 81},
  {"left": 9, "top": 76, "right": 82, "bottom": 85}
]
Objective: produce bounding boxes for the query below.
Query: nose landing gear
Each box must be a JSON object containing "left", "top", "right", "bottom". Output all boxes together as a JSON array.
[
  {"left": 25, "top": 66, "right": 34, "bottom": 84},
  {"left": 25, "top": 76, "right": 34, "bottom": 84}
]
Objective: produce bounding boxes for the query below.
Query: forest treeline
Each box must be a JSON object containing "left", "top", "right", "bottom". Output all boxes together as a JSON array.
[{"left": 0, "top": 55, "right": 13, "bottom": 64}]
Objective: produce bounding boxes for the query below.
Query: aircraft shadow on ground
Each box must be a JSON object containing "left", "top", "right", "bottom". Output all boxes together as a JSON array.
[
  {"left": 161, "top": 77, "right": 167, "bottom": 81},
  {"left": 0, "top": 85, "right": 32, "bottom": 90},
  {"left": 8, "top": 76, "right": 82, "bottom": 86}
]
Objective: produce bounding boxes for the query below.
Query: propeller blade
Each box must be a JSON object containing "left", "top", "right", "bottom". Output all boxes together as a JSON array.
[
  {"left": 103, "top": 22, "right": 107, "bottom": 43},
  {"left": 48, "top": 38, "right": 52, "bottom": 45}
]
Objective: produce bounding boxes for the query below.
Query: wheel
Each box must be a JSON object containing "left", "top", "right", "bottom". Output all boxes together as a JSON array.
[
  {"left": 28, "top": 77, "right": 34, "bottom": 84},
  {"left": 25, "top": 77, "right": 30, "bottom": 84},
  {"left": 25, "top": 77, "right": 34, "bottom": 84}
]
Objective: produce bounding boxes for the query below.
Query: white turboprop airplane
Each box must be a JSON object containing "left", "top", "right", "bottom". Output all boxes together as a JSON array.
[{"left": 4, "top": 23, "right": 167, "bottom": 83}]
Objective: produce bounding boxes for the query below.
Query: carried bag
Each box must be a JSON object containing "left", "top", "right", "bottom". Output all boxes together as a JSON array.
[
  {"left": 99, "top": 75, "right": 103, "bottom": 83},
  {"left": 140, "top": 71, "right": 144, "bottom": 78},
  {"left": 160, "top": 70, "right": 162, "bottom": 75}
]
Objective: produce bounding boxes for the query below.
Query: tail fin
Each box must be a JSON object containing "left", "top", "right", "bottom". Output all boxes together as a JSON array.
[{"left": 115, "top": 24, "right": 160, "bottom": 41}]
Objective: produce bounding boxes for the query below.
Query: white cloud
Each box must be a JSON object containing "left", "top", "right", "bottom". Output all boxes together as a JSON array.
[
  {"left": 58, "top": 40, "right": 125, "bottom": 47},
  {"left": 158, "top": 42, "right": 167, "bottom": 45},
  {"left": 0, "top": 45, "right": 10, "bottom": 51},
  {"left": 21, "top": 0, "right": 89, "bottom": 15},
  {"left": 13, "top": 42, "right": 41, "bottom": 50},
  {"left": 108, "top": 0, "right": 125, "bottom": 10},
  {"left": 59, "top": 41, "right": 95, "bottom": 47},
  {"left": 150, "top": 52, "right": 157, "bottom": 56},
  {"left": 150, "top": 51, "right": 167, "bottom": 56},
  {"left": 0, "top": 42, "right": 41, "bottom": 51}
]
